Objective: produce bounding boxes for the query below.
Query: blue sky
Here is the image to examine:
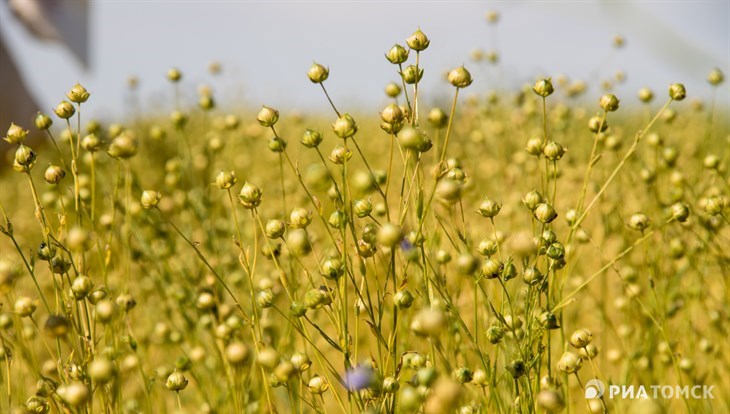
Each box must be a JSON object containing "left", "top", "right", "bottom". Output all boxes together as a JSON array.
[{"left": 1, "top": 1, "right": 728, "bottom": 120}]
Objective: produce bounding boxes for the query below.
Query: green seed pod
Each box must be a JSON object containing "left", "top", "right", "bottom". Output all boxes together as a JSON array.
[
  {"left": 401, "top": 65, "right": 424, "bottom": 84},
  {"left": 481, "top": 259, "right": 503, "bottom": 279},
  {"left": 51, "top": 256, "right": 70, "bottom": 274},
  {"left": 58, "top": 382, "right": 89, "bottom": 406},
  {"left": 394, "top": 290, "right": 414, "bottom": 309},
  {"left": 107, "top": 132, "right": 138, "bottom": 159},
  {"left": 165, "top": 371, "right": 188, "bottom": 391},
  {"left": 170, "top": 111, "right": 188, "bottom": 129},
  {"left": 15, "top": 145, "right": 36, "bottom": 167},
  {"left": 703, "top": 154, "right": 720, "bottom": 170},
  {"left": 71, "top": 275, "right": 93, "bottom": 299},
  {"left": 332, "top": 113, "right": 358, "bottom": 138},
  {"left": 290, "top": 352, "right": 311, "bottom": 372},
  {"left": 116, "top": 294, "right": 136, "bottom": 312},
  {"left": 198, "top": 95, "right": 214, "bottom": 111},
  {"left": 268, "top": 136, "right": 287, "bottom": 152},
  {"left": 140, "top": 191, "right": 161, "bottom": 209},
  {"left": 599, "top": 94, "right": 620, "bottom": 111},
  {"left": 108, "top": 124, "right": 124, "bottom": 138},
  {"left": 357, "top": 239, "right": 377, "bottom": 258},
  {"left": 66, "top": 227, "right": 93, "bottom": 252},
  {"left": 435, "top": 179, "right": 462, "bottom": 205},
  {"left": 428, "top": 107, "right": 448, "bottom": 128},
  {"left": 377, "top": 223, "right": 403, "bottom": 248},
  {"left": 448, "top": 66, "right": 473, "bottom": 88},
  {"left": 85, "top": 119, "right": 100, "bottom": 134},
  {"left": 502, "top": 262, "right": 517, "bottom": 281},
  {"left": 406, "top": 28, "right": 430, "bottom": 51},
  {"left": 353, "top": 198, "right": 373, "bottom": 218},
  {"left": 435, "top": 249, "right": 451, "bottom": 264},
  {"left": 44, "top": 165, "right": 65, "bottom": 184},
  {"left": 533, "top": 78, "right": 554, "bottom": 97},
  {"left": 523, "top": 266, "right": 543, "bottom": 285},
  {"left": 166, "top": 68, "right": 182, "bottom": 82},
  {"left": 385, "top": 44, "right": 409, "bottom": 64},
  {"left": 486, "top": 325, "right": 504, "bottom": 344},
  {"left": 301, "top": 128, "right": 323, "bottom": 148},
  {"left": 321, "top": 257, "right": 344, "bottom": 280},
  {"left": 521, "top": 190, "right": 543, "bottom": 210},
  {"left": 361, "top": 223, "right": 378, "bottom": 244},
  {"left": 477, "top": 239, "right": 498, "bottom": 257},
  {"left": 4, "top": 122, "right": 28, "bottom": 144},
  {"left": 385, "top": 82, "right": 402, "bottom": 98},
  {"left": 257, "top": 289, "right": 274, "bottom": 308},
  {"left": 398, "top": 126, "right": 429, "bottom": 151},
  {"left": 54, "top": 101, "right": 75, "bottom": 119},
  {"left": 486, "top": 10, "right": 499, "bottom": 23},
  {"left": 628, "top": 213, "right": 650, "bottom": 231},
  {"left": 581, "top": 344, "right": 599, "bottom": 359},
  {"left": 537, "top": 389, "right": 565, "bottom": 413},
  {"left": 215, "top": 170, "right": 237, "bottom": 189},
  {"left": 225, "top": 342, "right": 250, "bottom": 365},
  {"left": 307, "top": 62, "right": 329, "bottom": 83},
  {"left": 89, "top": 357, "right": 116, "bottom": 384},
  {"left": 35, "top": 113, "right": 53, "bottom": 130},
  {"left": 24, "top": 395, "right": 50, "bottom": 413},
  {"left": 478, "top": 197, "right": 501, "bottom": 218},
  {"left": 587, "top": 115, "right": 608, "bottom": 133},
  {"left": 557, "top": 352, "right": 582, "bottom": 374},
  {"left": 534, "top": 203, "right": 558, "bottom": 223},
  {"left": 66, "top": 83, "right": 90, "bottom": 103},
  {"left": 328, "top": 145, "right": 353, "bottom": 164},
  {"left": 308, "top": 375, "right": 329, "bottom": 394},
  {"left": 539, "top": 310, "right": 560, "bottom": 330},
  {"left": 328, "top": 210, "right": 347, "bottom": 229},
  {"left": 289, "top": 207, "right": 312, "bottom": 229},
  {"left": 287, "top": 229, "right": 311, "bottom": 256},
  {"left": 411, "top": 308, "right": 446, "bottom": 337},
  {"left": 265, "top": 219, "right": 286, "bottom": 239},
  {"left": 14, "top": 296, "right": 36, "bottom": 317},
  {"left": 569, "top": 328, "right": 593, "bottom": 348},
  {"left": 261, "top": 243, "right": 281, "bottom": 259},
  {"left": 525, "top": 137, "right": 546, "bottom": 156},
  {"left": 705, "top": 195, "right": 724, "bottom": 215},
  {"left": 638, "top": 87, "right": 654, "bottom": 103},
  {"left": 453, "top": 367, "right": 473, "bottom": 384},
  {"left": 37, "top": 241, "right": 56, "bottom": 261},
  {"left": 239, "top": 182, "right": 263, "bottom": 209},
  {"left": 543, "top": 141, "right": 566, "bottom": 161},
  {"left": 381, "top": 103, "right": 405, "bottom": 125},
  {"left": 43, "top": 314, "right": 70, "bottom": 338},
  {"left": 668, "top": 83, "right": 686, "bottom": 100},
  {"left": 507, "top": 359, "right": 526, "bottom": 378},
  {"left": 147, "top": 125, "right": 167, "bottom": 142},
  {"left": 707, "top": 68, "right": 724, "bottom": 86},
  {"left": 546, "top": 242, "right": 565, "bottom": 260},
  {"left": 303, "top": 287, "right": 331, "bottom": 309},
  {"left": 382, "top": 376, "right": 399, "bottom": 393},
  {"left": 81, "top": 133, "right": 102, "bottom": 152},
  {"left": 257, "top": 106, "right": 279, "bottom": 127}
]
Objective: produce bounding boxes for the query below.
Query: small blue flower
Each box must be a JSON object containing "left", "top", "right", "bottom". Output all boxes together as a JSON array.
[
  {"left": 344, "top": 366, "right": 374, "bottom": 391},
  {"left": 399, "top": 238, "right": 414, "bottom": 252}
]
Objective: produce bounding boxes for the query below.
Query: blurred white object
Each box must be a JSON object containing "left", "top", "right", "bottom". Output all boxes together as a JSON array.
[{"left": 1, "top": 0, "right": 88, "bottom": 149}]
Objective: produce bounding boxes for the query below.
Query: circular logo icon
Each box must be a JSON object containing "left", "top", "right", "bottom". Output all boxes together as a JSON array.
[{"left": 585, "top": 379, "right": 605, "bottom": 399}]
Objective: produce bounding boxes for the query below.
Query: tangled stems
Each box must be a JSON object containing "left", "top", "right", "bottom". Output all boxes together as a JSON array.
[
  {"left": 439, "top": 87, "right": 460, "bottom": 164},
  {"left": 575, "top": 110, "right": 607, "bottom": 215},
  {"left": 154, "top": 207, "right": 248, "bottom": 321},
  {"left": 571, "top": 97, "right": 674, "bottom": 232}
]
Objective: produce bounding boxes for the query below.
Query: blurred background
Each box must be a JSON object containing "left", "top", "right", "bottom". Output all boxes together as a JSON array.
[{"left": 1, "top": 0, "right": 728, "bottom": 125}]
